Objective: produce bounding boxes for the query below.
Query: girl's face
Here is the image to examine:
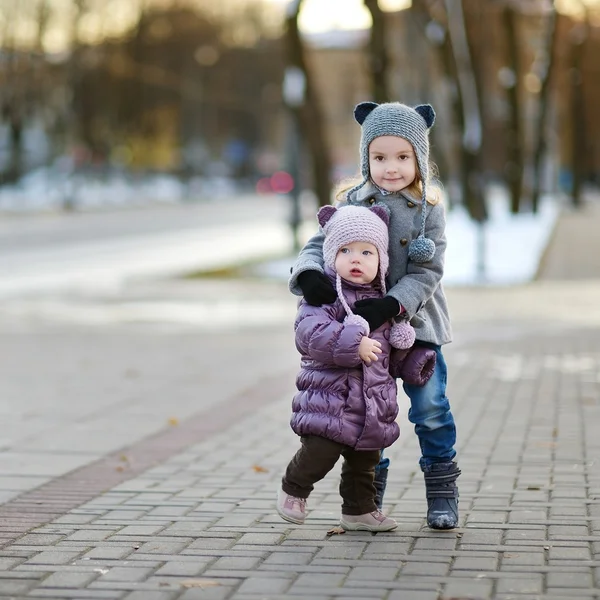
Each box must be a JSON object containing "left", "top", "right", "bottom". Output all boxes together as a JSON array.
[
  {"left": 335, "top": 241, "right": 379, "bottom": 285},
  {"left": 369, "top": 136, "right": 417, "bottom": 193}
]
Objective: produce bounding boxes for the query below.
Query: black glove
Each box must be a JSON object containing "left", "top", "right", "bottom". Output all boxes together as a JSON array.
[
  {"left": 354, "top": 296, "right": 400, "bottom": 331},
  {"left": 297, "top": 270, "right": 337, "bottom": 306}
]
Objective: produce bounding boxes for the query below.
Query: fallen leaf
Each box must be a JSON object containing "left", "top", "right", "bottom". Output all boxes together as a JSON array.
[
  {"left": 168, "top": 417, "right": 179, "bottom": 426},
  {"left": 119, "top": 455, "right": 129, "bottom": 462},
  {"left": 326, "top": 526, "right": 346, "bottom": 536},
  {"left": 252, "top": 465, "right": 268, "bottom": 473},
  {"left": 115, "top": 465, "right": 125, "bottom": 472},
  {"left": 180, "top": 579, "right": 221, "bottom": 589}
]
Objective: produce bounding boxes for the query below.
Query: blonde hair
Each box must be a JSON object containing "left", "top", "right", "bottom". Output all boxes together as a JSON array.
[{"left": 335, "top": 160, "right": 442, "bottom": 205}]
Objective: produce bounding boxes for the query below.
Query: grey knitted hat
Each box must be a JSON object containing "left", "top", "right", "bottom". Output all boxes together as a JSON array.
[{"left": 347, "top": 101, "right": 437, "bottom": 263}]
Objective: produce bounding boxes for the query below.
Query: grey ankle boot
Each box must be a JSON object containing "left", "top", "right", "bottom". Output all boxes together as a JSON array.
[{"left": 422, "top": 461, "right": 461, "bottom": 529}]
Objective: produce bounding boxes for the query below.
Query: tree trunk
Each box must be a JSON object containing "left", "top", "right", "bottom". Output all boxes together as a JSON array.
[
  {"left": 364, "top": 0, "right": 390, "bottom": 103},
  {"left": 5, "top": 109, "right": 23, "bottom": 184},
  {"left": 569, "top": 20, "right": 587, "bottom": 209},
  {"left": 502, "top": 4, "right": 524, "bottom": 214},
  {"left": 445, "top": 0, "right": 486, "bottom": 222},
  {"left": 531, "top": 4, "right": 558, "bottom": 213},
  {"left": 284, "top": 0, "right": 333, "bottom": 208}
]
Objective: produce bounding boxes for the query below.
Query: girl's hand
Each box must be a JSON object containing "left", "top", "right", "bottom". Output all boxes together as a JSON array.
[
  {"left": 354, "top": 296, "right": 400, "bottom": 331},
  {"left": 359, "top": 337, "right": 382, "bottom": 365},
  {"left": 297, "top": 270, "right": 337, "bottom": 306}
]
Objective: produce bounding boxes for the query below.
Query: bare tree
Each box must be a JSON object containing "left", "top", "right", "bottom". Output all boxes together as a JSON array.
[
  {"left": 412, "top": 0, "right": 486, "bottom": 222},
  {"left": 284, "top": 0, "right": 333, "bottom": 208},
  {"left": 531, "top": 2, "right": 559, "bottom": 213},
  {"left": 501, "top": 1, "right": 524, "bottom": 213},
  {"left": 568, "top": 12, "right": 588, "bottom": 208},
  {"left": 363, "top": 0, "right": 390, "bottom": 103}
]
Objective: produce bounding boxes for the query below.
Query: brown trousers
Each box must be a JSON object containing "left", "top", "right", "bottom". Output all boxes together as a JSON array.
[{"left": 282, "top": 435, "right": 380, "bottom": 516}]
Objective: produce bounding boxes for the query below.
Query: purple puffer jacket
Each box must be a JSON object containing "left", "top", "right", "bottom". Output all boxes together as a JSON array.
[{"left": 291, "top": 274, "right": 400, "bottom": 451}]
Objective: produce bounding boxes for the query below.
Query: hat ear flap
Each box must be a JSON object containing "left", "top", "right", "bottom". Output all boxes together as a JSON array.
[
  {"left": 414, "top": 104, "right": 436, "bottom": 128},
  {"left": 317, "top": 205, "right": 337, "bottom": 228},
  {"left": 369, "top": 205, "right": 390, "bottom": 227},
  {"left": 354, "top": 101, "right": 379, "bottom": 125}
]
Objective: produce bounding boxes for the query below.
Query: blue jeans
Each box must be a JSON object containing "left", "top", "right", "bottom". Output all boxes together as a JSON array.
[{"left": 379, "top": 344, "right": 456, "bottom": 471}]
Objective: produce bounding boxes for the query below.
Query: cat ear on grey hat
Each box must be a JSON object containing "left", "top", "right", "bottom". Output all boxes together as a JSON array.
[
  {"left": 369, "top": 205, "right": 390, "bottom": 227},
  {"left": 414, "top": 104, "right": 436, "bottom": 128},
  {"left": 354, "top": 102, "right": 379, "bottom": 125},
  {"left": 317, "top": 205, "right": 337, "bottom": 228}
]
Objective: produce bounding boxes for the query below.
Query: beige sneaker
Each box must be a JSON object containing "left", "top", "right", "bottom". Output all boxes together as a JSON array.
[
  {"left": 276, "top": 487, "right": 306, "bottom": 524},
  {"left": 340, "top": 509, "right": 397, "bottom": 532}
]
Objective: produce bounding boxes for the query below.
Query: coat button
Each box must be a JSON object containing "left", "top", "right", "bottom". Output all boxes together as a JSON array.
[
  {"left": 400, "top": 238, "right": 408, "bottom": 246},
  {"left": 407, "top": 201, "right": 415, "bottom": 208},
  {"left": 368, "top": 198, "right": 376, "bottom": 205}
]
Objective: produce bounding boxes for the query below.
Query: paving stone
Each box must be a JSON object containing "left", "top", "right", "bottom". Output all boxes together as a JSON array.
[
  {"left": 547, "top": 570, "right": 594, "bottom": 588},
  {"left": 179, "top": 587, "right": 231, "bottom": 600},
  {"left": 101, "top": 566, "right": 156, "bottom": 582},
  {"left": 115, "top": 525, "right": 165, "bottom": 536},
  {"left": 28, "top": 590, "right": 124, "bottom": 598},
  {"left": 501, "top": 550, "right": 544, "bottom": 566},
  {"left": 135, "top": 540, "right": 191, "bottom": 554},
  {"left": 549, "top": 546, "right": 591, "bottom": 560},
  {"left": 314, "top": 544, "right": 366, "bottom": 560},
  {"left": 401, "top": 561, "right": 449, "bottom": 576},
  {"left": 25, "top": 551, "right": 85, "bottom": 566},
  {"left": 15, "top": 534, "right": 65, "bottom": 546},
  {"left": 452, "top": 555, "right": 498, "bottom": 571},
  {"left": 0, "top": 578, "right": 39, "bottom": 594},
  {"left": 413, "top": 537, "right": 457, "bottom": 552},
  {"left": 66, "top": 529, "right": 115, "bottom": 542},
  {"left": 495, "top": 574, "right": 543, "bottom": 594},
  {"left": 211, "top": 557, "right": 261, "bottom": 571},
  {"left": 123, "top": 593, "right": 177, "bottom": 600},
  {"left": 346, "top": 566, "right": 399, "bottom": 581},
  {"left": 235, "top": 533, "right": 284, "bottom": 545},
  {"left": 387, "top": 592, "right": 440, "bottom": 600},
  {"left": 236, "top": 576, "right": 293, "bottom": 594},
  {"left": 82, "top": 547, "right": 135, "bottom": 560},
  {"left": 442, "top": 578, "right": 493, "bottom": 598},
  {"left": 39, "top": 571, "right": 99, "bottom": 588}
]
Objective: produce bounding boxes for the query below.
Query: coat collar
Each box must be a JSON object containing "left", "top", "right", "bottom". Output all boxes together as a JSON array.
[{"left": 353, "top": 180, "right": 418, "bottom": 205}]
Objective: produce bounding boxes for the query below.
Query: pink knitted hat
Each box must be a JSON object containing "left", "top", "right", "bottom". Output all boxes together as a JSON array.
[
  {"left": 317, "top": 205, "right": 415, "bottom": 349},
  {"left": 319, "top": 204, "right": 389, "bottom": 283}
]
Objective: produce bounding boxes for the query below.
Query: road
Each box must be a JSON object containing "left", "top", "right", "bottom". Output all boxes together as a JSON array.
[{"left": 0, "top": 195, "right": 303, "bottom": 298}]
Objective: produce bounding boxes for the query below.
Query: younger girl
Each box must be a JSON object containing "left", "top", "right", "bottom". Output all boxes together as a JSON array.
[
  {"left": 278, "top": 204, "right": 416, "bottom": 532},
  {"left": 289, "top": 102, "right": 460, "bottom": 530}
]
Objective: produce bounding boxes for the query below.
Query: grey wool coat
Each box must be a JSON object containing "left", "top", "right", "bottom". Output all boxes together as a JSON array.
[{"left": 289, "top": 182, "right": 453, "bottom": 346}]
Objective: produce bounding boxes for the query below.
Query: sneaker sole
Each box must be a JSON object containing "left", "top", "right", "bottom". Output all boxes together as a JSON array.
[
  {"left": 276, "top": 506, "right": 305, "bottom": 525},
  {"left": 339, "top": 518, "right": 397, "bottom": 532},
  {"left": 427, "top": 518, "right": 457, "bottom": 530}
]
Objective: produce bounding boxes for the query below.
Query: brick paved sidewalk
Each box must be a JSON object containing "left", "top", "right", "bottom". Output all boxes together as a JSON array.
[
  {"left": 0, "top": 279, "right": 599, "bottom": 600},
  {"left": 2, "top": 201, "right": 600, "bottom": 598}
]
